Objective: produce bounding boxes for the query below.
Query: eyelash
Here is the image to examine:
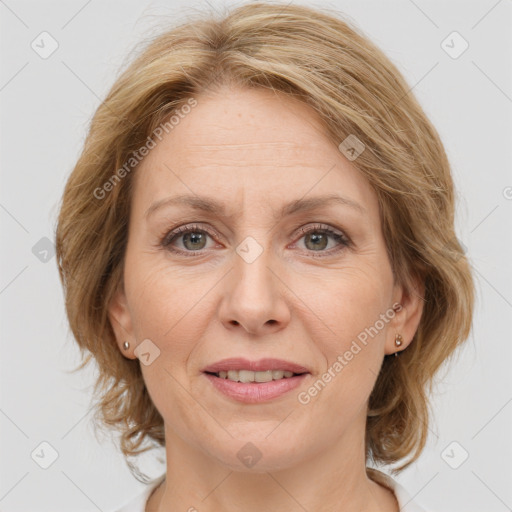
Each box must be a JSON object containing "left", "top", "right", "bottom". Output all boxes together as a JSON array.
[{"left": 160, "top": 222, "right": 351, "bottom": 258}]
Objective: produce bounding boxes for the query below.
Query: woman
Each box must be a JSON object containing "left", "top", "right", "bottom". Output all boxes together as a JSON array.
[{"left": 55, "top": 2, "right": 474, "bottom": 511}]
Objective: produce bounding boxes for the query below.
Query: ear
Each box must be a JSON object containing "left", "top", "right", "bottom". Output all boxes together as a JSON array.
[
  {"left": 385, "top": 274, "right": 425, "bottom": 356},
  {"left": 108, "top": 280, "right": 137, "bottom": 359}
]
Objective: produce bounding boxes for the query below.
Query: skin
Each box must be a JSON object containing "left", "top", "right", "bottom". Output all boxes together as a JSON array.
[{"left": 109, "top": 85, "right": 424, "bottom": 512}]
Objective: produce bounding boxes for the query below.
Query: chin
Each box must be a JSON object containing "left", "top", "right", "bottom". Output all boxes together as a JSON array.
[{"left": 207, "top": 436, "right": 307, "bottom": 474}]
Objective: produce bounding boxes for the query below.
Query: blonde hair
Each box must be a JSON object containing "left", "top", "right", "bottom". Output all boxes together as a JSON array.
[{"left": 55, "top": 1, "right": 474, "bottom": 477}]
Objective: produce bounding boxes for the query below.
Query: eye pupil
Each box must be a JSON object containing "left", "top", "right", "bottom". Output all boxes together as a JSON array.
[
  {"left": 305, "top": 232, "right": 328, "bottom": 250},
  {"left": 184, "top": 232, "right": 206, "bottom": 250}
]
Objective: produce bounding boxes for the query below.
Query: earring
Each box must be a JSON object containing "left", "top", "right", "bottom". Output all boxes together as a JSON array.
[
  {"left": 394, "top": 333, "right": 403, "bottom": 357},
  {"left": 123, "top": 341, "right": 130, "bottom": 350}
]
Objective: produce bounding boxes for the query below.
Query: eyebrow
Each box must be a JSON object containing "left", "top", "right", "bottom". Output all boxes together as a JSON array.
[{"left": 144, "top": 193, "right": 366, "bottom": 221}]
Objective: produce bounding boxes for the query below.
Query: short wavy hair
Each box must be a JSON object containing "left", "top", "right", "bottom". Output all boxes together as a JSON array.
[{"left": 55, "top": 1, "right": 474, "bottom": 477}]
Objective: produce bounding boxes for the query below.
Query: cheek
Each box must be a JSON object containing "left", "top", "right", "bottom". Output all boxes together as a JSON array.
[
  {"left": 300, "top": 260, "right": 393, "bottom": 347},
  {"left": 295, "top": 264, "right": 392, "bottom": 412},
  {"left": 126, "top": 255, "right": 212, "bottom": 340},
  {"left": 300, "top": 291, "right": 389, "bottom": 424},
  {"left": 125, "top": 263, "right": 213, "bottom": 434},
  {"left": 124, "top": 257, "right": 221, "bottom": 424}
]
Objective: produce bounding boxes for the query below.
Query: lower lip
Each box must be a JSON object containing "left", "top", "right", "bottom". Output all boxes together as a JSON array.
[{"left": 203, "top": 373, "right": 309, "bottom": 403}]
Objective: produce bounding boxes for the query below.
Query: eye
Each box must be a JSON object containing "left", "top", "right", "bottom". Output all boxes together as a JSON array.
[
  {"left": 293, "top": 223, "right": 350, "bottom": 256},
  {"left": 160, "top": 222, "right": 351, "bottom": 257},
  {"left": 161, "top": 224, "right": 217, "bottom": 256}
]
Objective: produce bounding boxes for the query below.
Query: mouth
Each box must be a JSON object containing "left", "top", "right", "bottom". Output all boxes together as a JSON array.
[{"left": 201, "top": 358, "right": 311, "bottom": 403}]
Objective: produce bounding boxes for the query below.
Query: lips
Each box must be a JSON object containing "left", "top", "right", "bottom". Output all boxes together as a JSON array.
[
  {"left": 202, "top": 358, "right": 311, "bottom": 403},
  {"left": 201, "top": 357, "right": 310, "bottom": 375}
]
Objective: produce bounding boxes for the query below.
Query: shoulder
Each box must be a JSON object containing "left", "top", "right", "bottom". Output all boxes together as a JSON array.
[
  {"left": 367, "top": 468, "right": 431, "bottom": 512},
  {"left": 114, "top": 475, "right": 166, "bottom": 512}
]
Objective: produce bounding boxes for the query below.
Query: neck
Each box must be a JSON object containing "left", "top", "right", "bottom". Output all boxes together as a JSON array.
[{"left": 147, "top": 417, "right": 398, "bottom": 512}]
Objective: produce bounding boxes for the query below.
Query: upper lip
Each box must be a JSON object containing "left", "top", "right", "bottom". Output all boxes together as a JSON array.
[{"left": 202, "top": 358, "right": 310, "bottom": 374}]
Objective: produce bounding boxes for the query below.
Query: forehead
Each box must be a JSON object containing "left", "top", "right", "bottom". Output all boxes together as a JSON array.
[
  {"left": 139, "top": 86, "right": 332, "bottom": 170},
  {"left": 131, "top": 87, "right": 377, "bottom": 220}
]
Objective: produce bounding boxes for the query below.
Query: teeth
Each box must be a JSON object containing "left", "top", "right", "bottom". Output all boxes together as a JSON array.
[
  {"left": 227, "top": 370, "right": 238, "bottom": 381},
  {"left": 216, "top": 369, "right": 297, "bottom": 382},
  {"left": 239, "top": 370, "right": 254, "bottom": 383}
]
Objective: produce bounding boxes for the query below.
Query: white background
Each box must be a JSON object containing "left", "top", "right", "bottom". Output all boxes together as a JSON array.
[{"left": 1, "top": 0, "right": 511, "bottom": 511}]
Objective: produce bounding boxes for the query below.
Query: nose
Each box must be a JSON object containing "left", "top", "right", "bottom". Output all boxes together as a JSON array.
[{"left": 218, "top": 244, "right": 291, "bottom": 336}]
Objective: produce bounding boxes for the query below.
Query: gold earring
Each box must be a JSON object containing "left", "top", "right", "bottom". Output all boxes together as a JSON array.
[
  {"left": 394, "top": 333, "right": 403, "bottom": 357},
  {"left": 123, "top": 341, "right": 130, "bottom": 350}
]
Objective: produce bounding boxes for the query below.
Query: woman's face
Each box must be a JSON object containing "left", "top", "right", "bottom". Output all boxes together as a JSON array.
[{"left": 109, "top": 86, "right": 422, "bottom": 472}]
